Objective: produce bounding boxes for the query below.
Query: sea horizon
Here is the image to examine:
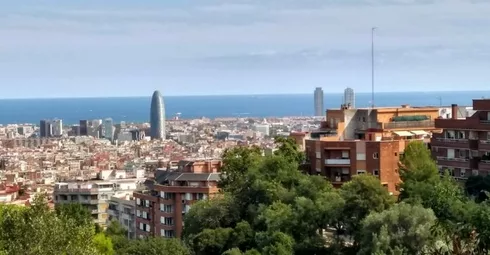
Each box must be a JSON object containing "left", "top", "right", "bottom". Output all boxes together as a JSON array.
[
  {"left": 1, "top": 90, "right": 490, "bottom": 100},
  {"left": 1, "top": 90, "right": 489, "bottom": 125}
]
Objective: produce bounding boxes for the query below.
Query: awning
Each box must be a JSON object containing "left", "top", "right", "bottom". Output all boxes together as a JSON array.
[
  {"left": 410, "top": 130, "right": 429, "bottom": 136},
  {"left": 393, "top": 131, "right": 413, "bottom": 137}
]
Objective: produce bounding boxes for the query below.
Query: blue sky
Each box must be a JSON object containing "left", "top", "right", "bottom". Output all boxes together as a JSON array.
[{"left": 1, "top": 0, "right": 490, "bottom": 98}]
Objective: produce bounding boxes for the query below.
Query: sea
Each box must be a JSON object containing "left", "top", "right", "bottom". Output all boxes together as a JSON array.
[{"left": 0, "top": 91, "right": 489, "bottom": 125}]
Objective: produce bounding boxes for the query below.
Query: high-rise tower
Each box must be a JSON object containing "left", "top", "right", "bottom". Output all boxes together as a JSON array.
[
  {"left": 150, "top": 90, "right": 166, "bottom": 140},
  {"left": 344, "top": 87, "right": 355, "bottom": 108},
  {"left": 314, "top": 87, "right": 324, "bottom": 116}
]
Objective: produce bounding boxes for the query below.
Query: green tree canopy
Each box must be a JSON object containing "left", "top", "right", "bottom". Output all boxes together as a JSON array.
[{"left": 358, "top": 203, "right": 437, "bottom": 255}]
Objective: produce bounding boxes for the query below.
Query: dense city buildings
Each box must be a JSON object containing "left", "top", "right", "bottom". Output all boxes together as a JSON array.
[
  {"left": 150, "top": 90, "right": 166, "bottom": 140},
  {"left": 344, "top": 87, "right": 355, "bottom": 108},
  {"left": 133, "top": 159, "right": 222, "bottom": 238},
  {"left": 431, "top": 100, "right": 490, "bottom": 178},
  {"left": 314, "top": 87, "right": 324, "bottom": 116}
]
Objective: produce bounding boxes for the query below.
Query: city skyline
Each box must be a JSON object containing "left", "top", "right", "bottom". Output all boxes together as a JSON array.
[{"left": 2, "top": 1, "right": 490, "bottom": 98}]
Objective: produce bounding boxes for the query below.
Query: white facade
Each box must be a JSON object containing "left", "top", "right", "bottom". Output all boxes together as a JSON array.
[
  {"left": 344, "top": 87, "right": 355, "bottom": 108},
  {"left": 314, "top": 87, "right": 324, "bottom": 116},
  {"left": 51, "top": 119, "right": 63, "bottom": 137},
  {"left": 254, "top": 124, "right": 270, "bottom": 136}
]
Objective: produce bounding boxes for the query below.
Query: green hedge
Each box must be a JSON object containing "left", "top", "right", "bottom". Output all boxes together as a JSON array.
[{"left": 392, "top": 115, "right": 429, "bottom": 122}]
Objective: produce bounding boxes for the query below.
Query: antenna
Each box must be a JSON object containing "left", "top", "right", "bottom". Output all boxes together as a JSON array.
[{"left": 371, "top": 27, "right": 377, "bottom": 109}]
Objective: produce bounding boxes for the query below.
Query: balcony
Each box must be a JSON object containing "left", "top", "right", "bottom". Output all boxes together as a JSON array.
[
  {"left": 431, "top": 138, "right": 470, "bottom": 149},
  {"left": 478, "top": 160, "right": 490, "bottom": 171},
  {"left": 436, "top": 156, "right": 470, "bottom": 168},
  {"left": 479, "top": 140, "right": 490, "bottom": 151},
  {"left": 382, "top": 120, "right": 435, "bottom": 130},
  {"left": 325, "top": 159, "right": 351, "bottom": 165},
  {"left": 435, "top": 118, "right": 490, "bottom": 131}
]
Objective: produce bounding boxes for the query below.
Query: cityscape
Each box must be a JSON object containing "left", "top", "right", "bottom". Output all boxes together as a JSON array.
[{"left": 2, "top": 0, "right": 490, "bottom": 254}]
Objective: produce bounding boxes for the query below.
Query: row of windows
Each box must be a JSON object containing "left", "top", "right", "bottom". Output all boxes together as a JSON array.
[{"left": 160, "top": 192, "right": 207, "bottom": 201}]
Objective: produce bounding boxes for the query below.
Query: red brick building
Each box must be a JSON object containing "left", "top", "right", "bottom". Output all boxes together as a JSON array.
[
  {"left": 133, "top": 159, "right": 222, "bottom": 238},
  {"left": 305, "top": 139, "right": 400, "bottom": 195},
  {"left": 431, "top": 101, "right": 490, "bottom": 178}
]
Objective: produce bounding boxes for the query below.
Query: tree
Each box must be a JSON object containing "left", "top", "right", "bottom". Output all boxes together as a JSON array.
[
  {"left": 340, "top": 174, "right": 395, "bottom": 247},
  {"left": 273, "top": 136, "right": 305, "bottom": 165},
  {"left": 55, "top": 202, "right": 93, "bottom": 227},
  {"left": 105, "top": 220, "right": 129, "bottom": 252},
  {"left": 358, "top": 203, "right": 437, "bottom": 255},
  {"left": 0, "top": 194, "right": 100, "bottom": 255},
  {"left": 121, "top": 237, "right": 189, "bottom": 255},
  {"left": 93, "top": 233, "right": 114, "bottom": 255}
]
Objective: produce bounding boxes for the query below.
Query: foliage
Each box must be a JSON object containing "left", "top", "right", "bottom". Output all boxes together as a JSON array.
[
  {"left": 93, "top": 233, "right": 115, "bottom": 255},
  {"left": 119, "top": 237, "right": 190, "bottom": 255},
  {"left": 0, "top": 194, "right": 101, "bottom": 255},
  {"left": 340, "top": 174, "right": 395, "bottom": 246},
  {"left": 358, "top": 203, "right": 437, "bottom": 255}
]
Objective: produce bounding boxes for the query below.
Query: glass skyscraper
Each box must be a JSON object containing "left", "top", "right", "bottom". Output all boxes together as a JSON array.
[
  {"left": 150, "top": 90, "right": 166, "bottom": 140},
  {"left": 314, "top": 87, "right": 324, "bottom": 116}
]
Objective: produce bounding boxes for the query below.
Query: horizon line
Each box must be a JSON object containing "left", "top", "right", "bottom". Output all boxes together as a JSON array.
[{"left": 1, "top": 89, "right": 489, "bottom": 100}]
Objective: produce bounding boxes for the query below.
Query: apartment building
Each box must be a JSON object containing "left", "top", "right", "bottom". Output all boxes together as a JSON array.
[
  {"left": 305, "top": 139, "right": 400, "bottom": 195},
  {"left": 133, "top": 159, "right": 222, "bottom": 239},
  {"left": 53, "top": 169, "right": 145, "bottom": 228},
  {"left": 323, "top": 104, "right": 440, "bottom": 152},
  {"left": 108, "top": 193, "right": 136, "bottom": 238},
  {"left": 431, "top": 101, "right": 490, "bottom": 178}
]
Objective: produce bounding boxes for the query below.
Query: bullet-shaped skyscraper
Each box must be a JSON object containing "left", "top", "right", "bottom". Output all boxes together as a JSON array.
[
  {"left": 150, "top": 90, "right": 166, "bottom": 140},
  {"left": 314, "top": 87, "right": 324, "bottom": 116}
]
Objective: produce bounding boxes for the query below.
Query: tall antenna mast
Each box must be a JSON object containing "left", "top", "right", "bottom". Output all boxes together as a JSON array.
[{"left": 371, "top": 27, "right": 377, "bottom": 109}]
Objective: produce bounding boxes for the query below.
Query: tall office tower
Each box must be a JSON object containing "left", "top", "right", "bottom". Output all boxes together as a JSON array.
[
  {"left": 39, "top": 120, "right": 49, "bottom": 138},
  {"left": 104, "top": 118, "right": 114, "bottom": 141},
  {"left": 79, "top": 120, "right": 88, "bottom": 136},
  {"left": 344, "top": 87, "right": 355, "bottom": 108},
  {"left": 51, "top": 119, "right": 63, "bottom": 137},
  {"left": 314, "top": 87, "right": 324, "bottom": 116},
  {"left": 150, "top": 90, "right": 166, "bottom": 140}
]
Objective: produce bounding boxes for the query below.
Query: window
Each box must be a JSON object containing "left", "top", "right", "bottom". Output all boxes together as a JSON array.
[
  {"left": 139, "top": 222, "right": 144, "bottom": 230},
  {"left": 142, "top": 211, "right": 148, "bottom": 219},
  {"left": 315, "top": 151, "right": 321, "bottom": 159},
  {"left": 163, "top": 192, "right": 174, "bottom": 200},
  {"left": 136, "top": 198, "right": 141, "bottom": 205},
  {"left": 373, "top": 169, "right": 379, "bottom": 176},
  {"left": 394, "top": 152, "right": 398, "bottom": 156},
  {"left": 165, "top": 217, "right": 174, "bottom": 226},
  {"left": 341, "top": 151, "right": 349, "bottom": 159},
  {"left": 362, "top": 117, "right": 366, "bottom": 122},
  {"left": 357, "top": 170, "right": 366, "bottom": 175},
  {"left": 160, "top": 204, "right": 173, "bottom": 213},
  {"left": 185, "top": 193, "right": 192, "bottom": 201},
  {"left": 162, "top": 230, "right": 174, "bottom": 238},
  {"left": 356, "top": 153, "right": 366, "bottom": 160},
  {"left": 460, "top": 169, "right": 466, "bottom": 177},
  {"left": 100, "top": 194, "right": 108, "bottom": 200},
  {"left": 373, "top": 152, "right": 379, "bottom": 159},
  {"left": 136, "top": 210, "right": 141, "bottom": 217},
  {"left": 145, "top": 224, "right": 150, "bottom": 232},
  {"left": 144, "top": 200, "right": 150, "bottom": 208},
  {"left": 196, "top": 193, "right": 205, "bottom": 200}
]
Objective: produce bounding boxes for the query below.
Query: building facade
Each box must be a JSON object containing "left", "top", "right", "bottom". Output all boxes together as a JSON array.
[
  {"left": 314, "top": 87, "right": 324, "bottom": 116},
  {"left": 108, "top": 194, "right": 137, "bottom": 239},
  {"left": 305, "top": 139, "right": 400, "bottom": 194},
  {"left": 104, "top": 118, "right": 114, "bottom": 141},
  {"left": 53, "top": 171, "right": 145, "bottom": 228},
  {"left": 150, "top": 90, "right": 166, "bottom": 140},
  {"left": 344, "top": 87, "right": 355, "bottom": 108},
  {"left": 431, "top": 101, "right": 490, "bottom": 178},
  {"left": 133, "top": 159, "right": 222, "bottom": 239}
]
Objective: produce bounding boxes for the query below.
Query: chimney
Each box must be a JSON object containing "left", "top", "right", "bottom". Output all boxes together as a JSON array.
[{"left": 451, "top": 104, "right": 458, "bottom": 119}]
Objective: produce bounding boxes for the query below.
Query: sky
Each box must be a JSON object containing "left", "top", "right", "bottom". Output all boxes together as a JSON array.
[{"left": 1, "top": 0, "right": 490, "bottom": 98}]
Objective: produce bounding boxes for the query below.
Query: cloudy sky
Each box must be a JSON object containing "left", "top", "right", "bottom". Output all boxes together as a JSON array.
[{"left": 1, "top": 0, "right": 490, "bottom": 98}]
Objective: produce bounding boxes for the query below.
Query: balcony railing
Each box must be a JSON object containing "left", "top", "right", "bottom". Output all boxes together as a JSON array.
[
  {"left": 481, "top": 140, "right": 490, "bottom": 144},
  {"left": 325, "top": 159, "right": 351, "bottom": 165},
  {"left": 436, "top": 156, "right": 469, "bottom": 162},
  {"left": 382, "top": 120, "right": 435, "bottom": 130},
  {"left": 435, "top": 138, "right": 468, "bottom": 143}
]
